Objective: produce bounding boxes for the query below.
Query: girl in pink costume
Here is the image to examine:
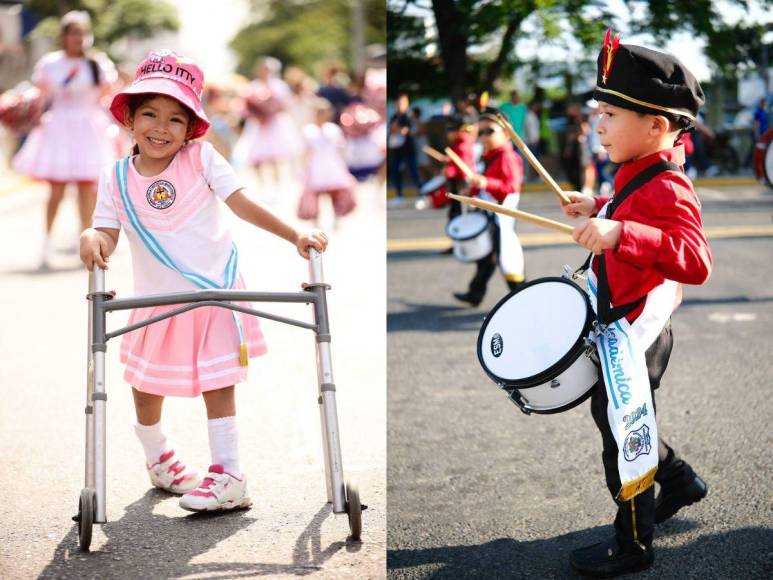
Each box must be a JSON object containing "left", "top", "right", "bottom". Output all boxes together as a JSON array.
[
  {"left": 297, "top": 98, "right": 357, "bottom": 227},
  {"left": 237, "top": 57, "right": 303, "bottom": 185},
  {"left": 79, "top": 50, "right": 328, "bottom": 512},
  {"left": 13, "top": 11, "right": 117, "bottom": 267}
]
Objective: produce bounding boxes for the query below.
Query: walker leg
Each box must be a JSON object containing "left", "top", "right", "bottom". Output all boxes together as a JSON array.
[
  {"left": 91, "top": 268, "right": 108, "bottom": 525},
  {"left": 308, "top": 251, "right": 346, "bottom": 515}
]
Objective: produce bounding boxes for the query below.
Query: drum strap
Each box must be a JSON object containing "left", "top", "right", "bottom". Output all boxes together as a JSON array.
[{"left": 582, "top": 161, "right": 681, "bottom": 325}]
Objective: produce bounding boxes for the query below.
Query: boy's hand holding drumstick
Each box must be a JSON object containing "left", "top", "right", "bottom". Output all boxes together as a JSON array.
[{"left": 560, "top": 191, "right": 622, "bottom": 254}]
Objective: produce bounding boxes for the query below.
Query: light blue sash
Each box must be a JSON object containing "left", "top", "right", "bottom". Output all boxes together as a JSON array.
[{"left": 115, "top": 157, "right": 248, "bottom": 365}]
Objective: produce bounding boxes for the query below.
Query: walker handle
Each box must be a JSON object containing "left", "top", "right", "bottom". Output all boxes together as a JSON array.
[{"left": 308, "top": 247, "right": 324, "bottom": 284}]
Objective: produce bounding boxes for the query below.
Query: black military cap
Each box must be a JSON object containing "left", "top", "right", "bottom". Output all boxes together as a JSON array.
[
  {"left": 478, "top": 106, "right": 503, "bottom": 123},
  {"left": 446, "top": 113, "right": 477, "bottom": 131},
  {"left": 593, "top": 29, "right": 704, "bottom": 122}
]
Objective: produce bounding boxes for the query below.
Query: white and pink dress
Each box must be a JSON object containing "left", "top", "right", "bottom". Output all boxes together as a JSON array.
[
  {"left": 92, "top": 141, "right": 267, "bottom": 397},
  {"left": 298, "top": 122, "right": 357, "bottom": 219},
  {"left": 237, "top": 77, "right": 303, "bottom": 164},
  {"left": 13, "top": 50, "right": 118, "bottom": 182}
]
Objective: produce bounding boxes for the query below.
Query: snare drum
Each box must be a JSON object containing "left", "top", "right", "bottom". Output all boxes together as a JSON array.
[
  {"left": 477, "top": 277, "right": 599, "bottom": 414},
  {"left": 446, "top": 211, "right": 493, "bottom": 262},
  {"left": 420, "top": 175, "right": 449, "bottom": 209}
]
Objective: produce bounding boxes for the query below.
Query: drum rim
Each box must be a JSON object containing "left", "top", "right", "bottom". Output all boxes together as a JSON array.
[
  {"left": 420, "top": 174, "right": 447, "bottom": 194},
  {"left": 445, "top": 211, "right": 492, "bottom": 241},
  {"left": 476, "top": 276, "right": 594, "bottom": 389},
  {"left": 505, "top": 382, "right": 595, "bottom": 415}
]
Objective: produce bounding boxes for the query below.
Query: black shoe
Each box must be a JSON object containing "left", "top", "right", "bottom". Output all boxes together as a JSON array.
[
  {"left": 655, "top": 475, "right": 707, "bottom": 523},
  {"left": 453, "top": 292, "right": 482, "bottom": 307},
  {"left": 570, "top": 536, "right": 654, "bottom": 578}
]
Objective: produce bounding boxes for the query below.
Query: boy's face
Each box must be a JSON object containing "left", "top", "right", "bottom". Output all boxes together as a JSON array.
[
  {"left": 478, "top": 120, "right": 505, "bottom": 151},
  {"left": 596, "top": 102, "right": 659, "bottom": 163}
]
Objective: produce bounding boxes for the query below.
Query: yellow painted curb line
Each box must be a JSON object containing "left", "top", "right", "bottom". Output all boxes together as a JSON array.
[
  {"left": 388, "top": 224, "right": 773, "bottom": 253},
  {"left": 387, "top": 177, "right": 762, "bottom": 198}
]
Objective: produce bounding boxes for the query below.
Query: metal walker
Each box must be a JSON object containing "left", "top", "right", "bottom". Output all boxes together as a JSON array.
[{"left": 74, "top": 249, "right": 363, "bottom": 550}]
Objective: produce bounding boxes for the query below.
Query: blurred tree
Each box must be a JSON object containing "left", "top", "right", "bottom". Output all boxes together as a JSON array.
[
  {"left": 230, "top": 0, "right": 386, "bottom": 77},
  {"left": 388, "top": 0, "right": 773, "bottom": 101},
  {"left": 24, "top": 0, "right": 178, "bottom": 53}
]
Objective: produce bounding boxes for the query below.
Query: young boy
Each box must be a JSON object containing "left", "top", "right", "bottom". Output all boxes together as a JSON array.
[
  {"left": 453, "top": 109, "right": 524, "bottom": 307},
  {"left": 444, "top": 113, "right": 477, "bottom": 221},
  {"left": 561, "top": 31, "right": 712, "bottom": 577}
]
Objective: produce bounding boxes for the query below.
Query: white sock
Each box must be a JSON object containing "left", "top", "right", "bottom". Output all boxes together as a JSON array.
[
  {"left": 208, "top": 416, "right": 241, "bottom": 477},
  {"left": 134, "top": 421, "right": 169, "bottom": 464}
]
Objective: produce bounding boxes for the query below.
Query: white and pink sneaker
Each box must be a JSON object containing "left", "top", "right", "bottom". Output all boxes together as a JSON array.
[
  {"left": 179, "top": 464, "right": 252, "bottom": 512},
  {"left": 147, "top": 449, "right": 200, "bottom": 494}
]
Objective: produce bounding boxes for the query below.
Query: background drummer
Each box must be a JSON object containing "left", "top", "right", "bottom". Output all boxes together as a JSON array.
[
  {"left": 452, "top": 109, "right": 524, "bottom": 307},
  {"left": 444, "top": 113, "right": 477, "bottom": 221}
]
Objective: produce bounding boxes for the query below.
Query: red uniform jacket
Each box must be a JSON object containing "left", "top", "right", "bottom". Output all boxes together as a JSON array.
[
  {"left": 470, "top": 142, "right": 523, "bottom": 203},
  {"left": 445, "top": 134, "right": 476, "bottom": 180},
  {"left": 593, "top": 145, "right": 712, "bottom": 322}
]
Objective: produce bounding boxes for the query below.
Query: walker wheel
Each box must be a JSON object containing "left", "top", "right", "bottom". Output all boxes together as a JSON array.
[
  {"left": 76, "top": 487, "right": 95, "bottom": 551},
  {"left": 345, "top": 480, "right": 362, "bottom": 541}
]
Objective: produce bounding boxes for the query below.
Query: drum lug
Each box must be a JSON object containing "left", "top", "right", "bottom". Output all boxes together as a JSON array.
[{"left": 550, "top": 379, "right": 560, "bottom": 389}]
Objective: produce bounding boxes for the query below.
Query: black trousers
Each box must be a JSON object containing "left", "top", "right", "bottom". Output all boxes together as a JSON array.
[
  {"left": 447, "top": 178, "right": 464, "bottom": 222},
  {"left": 463, "top": 221, "right": 521, "bottom": 300},
  {"left": 589, "top": 321, "right": 696, "bottom": 548}
]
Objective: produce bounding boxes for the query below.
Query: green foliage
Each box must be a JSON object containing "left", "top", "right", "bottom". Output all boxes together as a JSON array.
[
  {"left": 230, "top": 0, "right": 386, "bottom": 77},
  {"left": 389, "top": 0, "right": 772, "bottom": 99},
  {"left": 24, "top": 0, "right": 179, "bottom": 52}
]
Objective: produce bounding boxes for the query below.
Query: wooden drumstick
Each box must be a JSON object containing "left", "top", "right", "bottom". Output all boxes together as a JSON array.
[
  {"left": 447, "top": 193, "right": 574, "bottom": 236},
  {"left": 444, "top": 147, "right": 476, "bottom": 179},
  {"left": 493, "top": 112, "right": 572, "bottom": 205},
  {"left": 422, "top": 145, "right": 449, "bottom": 163}
]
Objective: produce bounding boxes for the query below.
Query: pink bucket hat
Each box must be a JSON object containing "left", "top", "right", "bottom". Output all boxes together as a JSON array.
[{"left": 109, "top": 50, "right": 210, "bottom": 139}]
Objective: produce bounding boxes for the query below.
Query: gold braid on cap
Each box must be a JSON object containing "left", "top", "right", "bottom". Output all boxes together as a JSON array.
[{"left": 595, "top": 86, "right": 696, "bottom": 122}]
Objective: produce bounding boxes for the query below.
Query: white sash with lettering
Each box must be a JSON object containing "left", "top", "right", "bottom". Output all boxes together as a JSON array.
[{"left": 586, "top": 261, "right": 678, "bottom": 500}]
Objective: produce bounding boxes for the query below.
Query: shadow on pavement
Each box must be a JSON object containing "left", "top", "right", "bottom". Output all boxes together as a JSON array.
[
  {"left": 388, "top": 301, "right": 489, "bottom": 334},
  {"left": 40, "top": 490, "right": 347, "bottom": 578},
  {"left": 387, "top": 524, "right": 772, "bottom": 579}
]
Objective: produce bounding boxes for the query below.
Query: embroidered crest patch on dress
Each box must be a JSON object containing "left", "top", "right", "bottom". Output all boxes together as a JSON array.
[{"left": 146, "top": 180, "right": 176, "bottom": 209}]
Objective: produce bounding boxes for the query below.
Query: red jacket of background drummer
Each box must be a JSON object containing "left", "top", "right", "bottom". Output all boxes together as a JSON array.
[
  {"left": 592, "top": 145, "right": 712, "bottom": 322},
  {"left": 445, "top": 134, "right": 475, "bottom": 181},
  {"left": 469, "top": 142, "right": 524, "bottom": 202}
]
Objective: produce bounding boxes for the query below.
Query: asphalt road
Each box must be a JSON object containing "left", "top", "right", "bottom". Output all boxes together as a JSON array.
[
  {"left": 0, "top": 170, "right": 386, "bottom": 579},
  {"left": 387, "top": 184, "right": 773, "bottom": 579}
]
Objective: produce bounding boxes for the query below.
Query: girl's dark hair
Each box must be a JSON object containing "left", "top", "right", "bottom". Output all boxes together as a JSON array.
[{"left": 126, "top": 94, "right": 195, "bottom": 155}]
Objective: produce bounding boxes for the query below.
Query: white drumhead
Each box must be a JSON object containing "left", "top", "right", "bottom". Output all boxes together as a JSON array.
[
  {"left": 479, "top": 280, "right": 589, "bottom": 381},
  {"left": 446, "top": 212, "right": 489, "bottom": 240},
  {"left": 420, "top": 175, "right": 446, "bottom": 195}
]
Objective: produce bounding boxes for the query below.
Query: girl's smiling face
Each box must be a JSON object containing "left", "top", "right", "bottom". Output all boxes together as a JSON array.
[
  {"left": 128, "top": 95, "right": 192, "bottom": 165},
  {"left": 596, "top": 102, "right": 656, "bottom": 163}
]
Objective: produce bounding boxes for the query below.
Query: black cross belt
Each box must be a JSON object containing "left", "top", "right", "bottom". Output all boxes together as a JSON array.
[{"left": 581, "top": 160, "right": 680, "bottom": 325}]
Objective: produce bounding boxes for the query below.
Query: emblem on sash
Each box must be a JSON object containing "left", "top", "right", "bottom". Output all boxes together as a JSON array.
[
  {"left": 146, "top": 180, "right": 176, "bottom": 210},
  {"left": 623, "top": 424, "right": 652, "bottom": 462}
]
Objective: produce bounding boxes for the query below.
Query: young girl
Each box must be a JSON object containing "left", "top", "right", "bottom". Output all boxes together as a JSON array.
[
  {"left": 297, "top": 98, "right": 357, "bottom": 227},
  {"left": 79, "top": 50, "right": 328, "bottom": 512},
  {"left": 12, "top": 10, "right": 117, "bottom": 267}
]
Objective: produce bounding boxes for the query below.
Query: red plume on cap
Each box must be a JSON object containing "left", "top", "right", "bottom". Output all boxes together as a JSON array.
[{"left": 601, "top": 28, "right": 620, "bottom": 85}]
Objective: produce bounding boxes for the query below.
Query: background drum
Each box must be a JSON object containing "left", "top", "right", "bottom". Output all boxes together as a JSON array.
[
  {"left": 445, "top": 211, "right": 493, "bottom": 262},
  {"left": 477, "top": 277, "right": 599, "bottom": 414},
  {"left": 419, "top": 174, "right": 449, "bottom": 209}
]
